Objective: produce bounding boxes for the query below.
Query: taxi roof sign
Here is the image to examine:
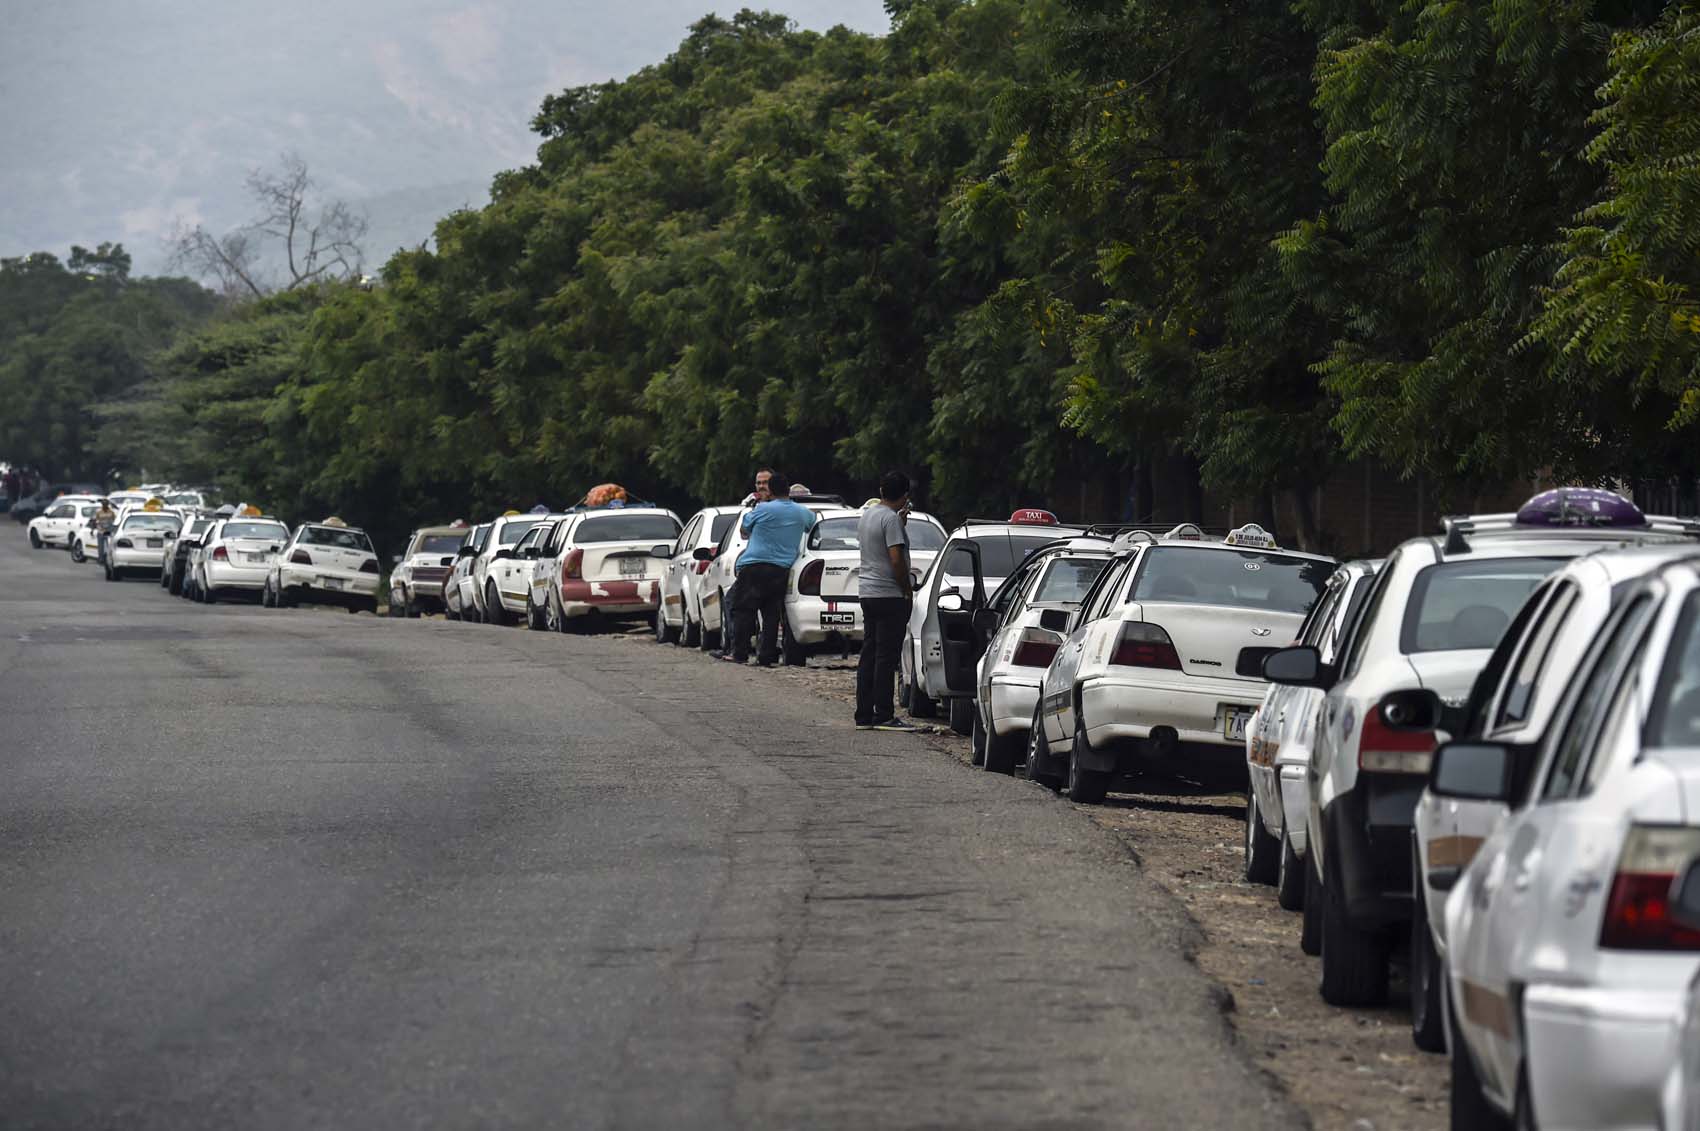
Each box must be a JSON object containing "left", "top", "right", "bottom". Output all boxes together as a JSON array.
[
  {"left": 1224, "top": 522, "right": 1278, "bottom": 549},
  {"left": 1009, "top": 508, "right": 1059, "bottom": 526},
  {"left": 1164, "top": 522, "right": 1205, "bottom": 541}
]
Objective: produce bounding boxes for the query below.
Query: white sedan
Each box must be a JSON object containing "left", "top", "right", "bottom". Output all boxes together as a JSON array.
[
  {"left": 192, "top": 516, "right": 291, "bottom": 603},
  {"left": 655, "top": 505, "right": 745, "bottom": 647},
  {"left": 103, "top": 510, "right": 183, "bottom": 580},
  {"left": 1441, "top": 549, "right": 1700, "bottom": 1130},
  {"left": 264, "top": 520, "right": 381, "bottom": 613}
]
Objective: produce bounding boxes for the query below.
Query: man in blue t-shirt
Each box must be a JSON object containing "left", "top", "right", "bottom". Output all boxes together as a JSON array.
[{"left": 725, "top": 472, "right": 816, "bottom": 666}]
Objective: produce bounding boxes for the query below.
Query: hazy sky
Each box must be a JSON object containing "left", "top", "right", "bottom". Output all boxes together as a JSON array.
[{"left": 1, "top": 0, "right": 893, "bottom": 271}]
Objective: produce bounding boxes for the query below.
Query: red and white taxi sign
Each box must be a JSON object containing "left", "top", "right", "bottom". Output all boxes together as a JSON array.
[
  {"left": 1009, "top": 508, "right": 1059, "bottom": 526},
  {"left": 1224, "top": 522, "right": 1277, "bottom": 549},
  {"left": 1164, "top": 523, "right": 1205, "bottom": 541}
]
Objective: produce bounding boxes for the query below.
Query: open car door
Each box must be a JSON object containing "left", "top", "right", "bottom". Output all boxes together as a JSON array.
[{"left": 937, "top": 541, "right": 990, "bottom": 695}]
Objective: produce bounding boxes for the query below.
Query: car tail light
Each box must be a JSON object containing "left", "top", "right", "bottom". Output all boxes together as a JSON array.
[
  {"left": 211, "top": 546, "right": 229, "bottom": 562},
  {"left": 290, "top": 549, "right": 312, "bottom": 565},
  {"left": 1011, "top": 627, "right": 1064, "bottom": 668},
  {"left": 1110, "top": 622, "right": 1181, "bottom": 669},
  {"left": 1357, "top": 697, "right": 1437, "bottom": 774},
  {"left": 563, "top": 549, "right": 583, "bottom": 580},
  {"left": 798, "top": 560, "right": 824, "bottom": 596},
  {"left": 115, "top": 538, "right": 133, "bottom": 548},
  {"left": 359, "top": 559, "right": 379, "bottom": 574},
  {"left": 1600, "top": 825, "right": 1700, "bottom": 950}
]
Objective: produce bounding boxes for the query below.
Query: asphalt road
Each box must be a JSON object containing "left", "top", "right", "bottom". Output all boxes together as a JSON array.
[{"left": 0, "top": 533, "right": 1301, "bottom": 1130}]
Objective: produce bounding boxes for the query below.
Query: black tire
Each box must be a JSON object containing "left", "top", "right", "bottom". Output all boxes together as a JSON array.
[
  {"left": 983, "top": 717, "right": 1020, "bottom": 776},
  {"left": 1277, "top": 825, "right": 1305, "bottom": 912},
  {"left": 905, "top": 664, "right": 938, "bottom": 719},
  {"left": 168, "top": 568, "right": 181, "bottom": 596},
  {"left": 203, "top": 584, "right": 217, "bottom": 604},
  {"left": 780, "top": 617, "right": 806, "bottom": 666},
  {"left": 1244, "top": 788, "right": 1281, "bottom": 886},
  {"left": 262, "top": 580, "right": 276, "bottom": 609},
  {"left": 28, "top": 528, "right": 41, "bottom": 549},
  {"left": 969, "top": 710, "right": 987, "bottom": 767},
  {"left": 1065, "top": 714, "right": 1111, "bottom": 804},
  {"left": 546, "top": 592, "right": 563, "bottom": 633},
  {"left": 698, "top": 601, "right": 720, "bottom": 651},
  {"left": 388, "top": 590, "right": 405, "bottom": 617},
  {"left": 948, "top": 696, "right": 974, "bottom": 737},
  {"left": 1319, "top": 854, "right": 1390, "bottom": 1006},
  {"left": 656, "top": 605, "right": 681, "bottom": 645},
  {"left": 405, "top": 595, "right": 420, "bottom": 619},
  {"left": 528, "top": 594, "right": 548, "bottom": 631},
  {"left": 1411, "top": 844, "right": 1448, "bottom": 1053},
  {"left": 70, "top": 539, "right": 84, "bottom": 563},
  {"left": 898, "top": 674, "right": 911, "bottom": 709},
  {"left": 1450, "top": 1016, "right": 1512, "bottom": 1130},
  {"left": 1024, "top": 707, "right": 1062, "bottom": 790},
  {"left": 484, "top": 582, "right": 511, "bottom": 627},
  {"left": 681, "top": 610, "right": 701, "bottom": 648},
  {"left": 1301, "top": 853, "right": 1323, "bottom": 956}
]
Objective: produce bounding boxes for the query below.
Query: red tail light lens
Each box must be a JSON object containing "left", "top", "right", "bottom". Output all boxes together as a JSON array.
[
  {"left": 1600, "top": 826, "right": 1700, "bottom": 950},
  {"left": 1110, "top": 622, "right": 1181, "bottom": 669},
  {"left": 563, "top": 549, "right": 583, "bottom": 580},
  {"left": 359, "top": 559, "right": 379, "bottom": 574},
  {"left": 1011, "top": 627, "right": 1063, "bottom": 668},
  {"left": 290, "top": 549, "right": 312, "bottom": 565},
  {"left": 211, "top": 546, "right": 229, "bottom": 562},
  {"left": 114, "top": 538, "right": 133, "bottom": 548},
  {"left": 799, "top": 560, "right": 824, "bottom": 596},
  {"left": 1357, "top": 698, "right": 1436, "bottom": 774}
]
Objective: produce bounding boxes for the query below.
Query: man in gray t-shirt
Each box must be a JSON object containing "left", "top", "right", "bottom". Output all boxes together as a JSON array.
[{"left": 854, "top": 472, "right": 917, "bottom": 731}]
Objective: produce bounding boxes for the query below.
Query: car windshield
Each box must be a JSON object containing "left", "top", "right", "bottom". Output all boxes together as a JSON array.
[
  {"left": 1131, "top": 547, "right": 1330, "bottom": 615},
  {"left": 1651, "top": 593, "right": 1700, "bottom": 747},
  {"left": 574, "top": 514, "right": 681, "bottom": 544},
  {"left": 1400, "top": 557, "right": 1565, "bottom": 653},
  {"left": 164, "top": 493, "right": 202, "bottom": 507},
  {"left": 1035, "top": 556, "right": 1110, "bottom": 604},
  {"left": 417, "top": 533, "right": 466, "bottom": 555},
  {"left": 120, "top": 514, "right": 181, "bottom": 532},
  {"left": 814, "top": 518, "right": 860, "bottom": 551},
  {"left": 222, "top": 522, "right": 288, "bottom": 542},
  {"left": 79, "top": 505, "right": 99, "bottom": 517},
  {"left": 943, "top": 533, "right": 1063, "bottom": 580},
  {"left": 496, "top": 519, "right": 542, "bottom": 545},
  {"left": 300, "top": 525, "right": 374, "bottom": 551}
]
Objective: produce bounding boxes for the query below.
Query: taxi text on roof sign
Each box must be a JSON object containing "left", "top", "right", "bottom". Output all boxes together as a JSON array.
[
  {"left": 1009, "top": 508, "right": 1059, "bottom": 526},
  {"left": 1223, "top": 522, "right": 1278, "bottom": 549}
]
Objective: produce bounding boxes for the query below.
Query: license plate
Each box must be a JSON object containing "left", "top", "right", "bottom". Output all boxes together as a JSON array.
[
  {"left": 146, "top": 539, "right": 163, "bottom": 549},
  {"left": 321, "top": 576, "right": 345, "bottom": 590},
  {"left": 1223, "top": 708, "right": 1254, "bottom": 742},
  {"left": 820, "top": 612, "right": 855, "bottom": 627},
  {"left": 618, "top": 557, "right": 645, "bottom": 576},
  {"left": 246, "top": 553, "right": 269, "bottom": 563}
]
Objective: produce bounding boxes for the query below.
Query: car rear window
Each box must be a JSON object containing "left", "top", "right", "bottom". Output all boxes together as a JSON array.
[
  {"left": 495, "top": 519, "right": 543, "bottom": 545},
  {"left": 1650, "top": 593, "right": 1700, "bottom": 748},
  {"left": 908, "top": 520, "right": 946, "bottom": 551},
  {"left": 574, "top": 514, "right": 681, "bottom": 544},
  {"left": 417, "top": 533, "right": 466, "bottom": 555},
  {"left": 1035, "top": 556, "right": 1110, "bottom": 604},
  {"left": 1131, "top": 547, "right": 1330, "bottom": 614},
  {"left": 300, "top": 526, "right": 374, "bottom": 551},
  {"left": 1400, "top": 557, "right": 1564, "bottom": 653},
  {"left": 813, "top": 518, "right": 860, "bottom": 551},
  {"left": 222, "top": 522, "right": 287, "bottom": 541},
  {"left": 120, "top": 514, "right": 181, "bottom": 531}
]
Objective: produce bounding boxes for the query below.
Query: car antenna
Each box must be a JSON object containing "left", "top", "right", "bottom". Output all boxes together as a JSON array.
[{"left": 1443, "top": 520, "right": 1471, "bottom": 555}]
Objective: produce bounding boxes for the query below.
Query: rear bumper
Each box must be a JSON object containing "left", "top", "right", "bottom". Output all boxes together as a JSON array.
[
  {"left": 786, "top": 594, "right": 862, "bottom": 644},
  {"left": 1080, "top": 672, "right": 1264, "bottom": 749},
  {"left": 560, "top": 578, "right": 660, "bottom": 619},
  {"left": 1522, "top": 983, "right": 1677, "bottom": 1130},
  {"left": 205, "top": 561, "right": 269, "bottom": 591},
  {"left": 987, "top": 674, "right": 1041, "bottom": 736},
  {"left": 110, "top": 546, "right": 168, "bottom": 570},
  {"left": 279, "top": 563, "right": 380, "bottom": 599}
]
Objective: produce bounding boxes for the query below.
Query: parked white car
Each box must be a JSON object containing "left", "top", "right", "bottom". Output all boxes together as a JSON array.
[
  {"left": 522, "top": 506, "right": 682, "bottom": 633},
  {"left": 1244, "top": 559, "right": 1380, "bottom": 911},
  {"left": 1262, "top": 488, "right": 1697, "bottom": 1009},
  {"left": 25, "top": 496, "right": 101, "bottom": 549},
  {"left": 903, "top": 510, "right": 1088, "bottom": 734},
  {"left": 467, "top": 513, "right": 551, "bottom": 625},
  {"left": 655, "top": 505, "right": 743, "bottom": 647},
  {"left": 1438, "top": 548, "right": 1700, "bottom": 1130},
  {"left": 263, "top": 519, "right": 381, "bottom": 613},
  {"left": 191, "top": 516, "right": 291, "bottom": 603},
  {"left": 444, "top": 522, "right": 493, "bottom": 621},
  {"left": 103, "top": 509, "right": 183, "bottom": 580},
  {"left": 971, "top": 535, "right": 1114, "bottom": 776}
]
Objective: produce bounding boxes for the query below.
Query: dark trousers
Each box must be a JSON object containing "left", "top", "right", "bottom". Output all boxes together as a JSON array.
[
  {"left": 856, "top": 597, "right": 910, "bottom": 725},
  {"left": 731, "top": 563, "right": 788, "bottom": 663}
]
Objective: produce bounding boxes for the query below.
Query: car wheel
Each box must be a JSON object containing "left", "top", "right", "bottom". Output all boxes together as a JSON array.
[
  {"left": 1450, "top": 1016, "right": 1512, "bottom": 1130},
  {"left": 1244, "top": 788, "right": 1280, "bottom": 886},
  {"left": 904, "top": 664, "right": 938, "bottom": 719},
  {"left": 778, "top": 617, "right": 806, "bottom": 666},
  {"left": 543, "top": 591, "right": 561, "bottom": 632},
  {"left": 28, "top": 529, "right": 41, "bottom": 548},
  {"left": 681, "top": 611, "right": 700, "bottom": 649},
  {"left": 203, "top": 584, "right": 217, "bottom": 604},
  {"left": 1024, "top": 707, "right": 1062, "bottom": 790},
  {"left": 69, "top": 539, "right": 84, "bottom": 563},
  {"left": 1065, "top": 714, "right": 1110, "bottom": 804},
  {"left": 405, "top": 594, "right": 420, "bottom": 619},
  {"left": 1319, "top": 854, "right": 1390, "bottom": 1006},
  {"left": 1301, "top": 855, "right": 1323, "bottom": 956},
  {"left": 484, "top": 583, "right": 511, "bottom": 627},
  {"left": 656, "top": 605, "right": 681, "bottom": 645},
  {"left": 947, "top": 696, "right": 973, "bottom": 737},
  {"left": 1276, "top": 824, "right": 1305, "bottom": 911},
  {"left": 388, "top": 589, "right": 405, "bottom": 617},
  {"left": 698, "top": 600, "right": 720, "bottom": 651},
  {"left": 1411, "top": 843, "right": 1448, "bottom": 1053},
  {"left": 262, "top": 579, "right": 275, "bottom": 608},
  {"left": 969, "top": 709, "right": 987, "bottom": 766},
  {"left": 527, "top": 593, "right": 547, "bottom": 631}
]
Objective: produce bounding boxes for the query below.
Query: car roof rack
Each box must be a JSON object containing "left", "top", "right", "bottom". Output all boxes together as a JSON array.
[{"left": 1441, "top": 512, "right": 1700, "bottom": 555}]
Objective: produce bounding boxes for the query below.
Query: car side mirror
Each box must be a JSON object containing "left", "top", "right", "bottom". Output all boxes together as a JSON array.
[
  {"left": 1038, "top": 608, "right": 1070, "bottom": 633},
  {"left": 1427, "top": 742, "right": 1514, "bottom": 803},
  {"left": 971, "top": 608, "right": 1000, "bottom": 637},
  {"left": 1671, "top": 860, "right": 1700, "bottom": 932},
  {"left": 692, "top": 546, "right": 714, "bottom": 562},
  {"left": 1237, "top": 647, "right": 1278, "bottom": 678},
  {"left": 1379, "top": 688, "right": 1444, "bottom": 732},
  {"left": 937, "top": 588, "right": 964, "bottom": 612},
  {"left": 1261, "top": 645, "right": 1335, "bottom": 690},
  {"left": 649, "top": 543, "right": 672, "bottom": 559},
  {"left": 439, "top": 556, "right": 455, "bottom": 567},
  {"left": 457, "top": 545, "right": 477, "bottom": 558},
  {"left": 494, "top": 548, "right": 514, "bottom": 561}
]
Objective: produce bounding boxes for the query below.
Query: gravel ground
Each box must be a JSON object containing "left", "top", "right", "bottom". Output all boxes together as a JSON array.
[{"left": 618, "top": 633, "right": 1452, "bottom": 1131}]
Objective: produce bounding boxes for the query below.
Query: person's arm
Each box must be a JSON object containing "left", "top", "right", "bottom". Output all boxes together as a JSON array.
[{"left": 740, "top": 506, "right": 759, "bottom": 536}]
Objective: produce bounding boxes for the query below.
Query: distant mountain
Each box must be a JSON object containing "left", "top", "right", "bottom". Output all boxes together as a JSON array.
[{"left": 1, "top": 0, "right": 889, "bottom": 276}]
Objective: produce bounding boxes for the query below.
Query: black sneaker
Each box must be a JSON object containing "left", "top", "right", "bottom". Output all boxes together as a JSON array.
[{"left": 869, "top": 717, "right": 918, "bottom": 733}]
